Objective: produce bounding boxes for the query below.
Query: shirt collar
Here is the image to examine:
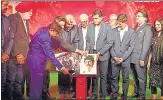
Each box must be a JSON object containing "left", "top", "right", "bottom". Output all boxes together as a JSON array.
[{"left": 118, "top": 26, "right": 128, "bottom": 32}]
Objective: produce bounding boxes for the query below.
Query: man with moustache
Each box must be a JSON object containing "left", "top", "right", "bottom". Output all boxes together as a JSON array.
[
  {"left": 5, "top": 2, "right": 33, "bottom": 100},
  {"left": 85, "top": 10, "right": 113, "bottom": 99}
]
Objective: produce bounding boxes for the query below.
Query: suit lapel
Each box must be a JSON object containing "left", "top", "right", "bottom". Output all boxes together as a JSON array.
[
  {"left": 117, "top": 29, "right": 121, "bottom": 42},
  {"left": 122, "top": 30, "right": 129, "bottom": 42},
  {"left": 97, "top": 22, "right": 104, "bottom": 41},
  {"left": 137, "top": 23, "right": 147, "bottom": 32},
  {"left": 79, "top": 27, "right": 84, "bottom": 45},
  {"left": 92, "top": 24, "right": 95, "bottom": 45},
  {"left": 17, "top": 13, "right": 29, "bottom": 42}
]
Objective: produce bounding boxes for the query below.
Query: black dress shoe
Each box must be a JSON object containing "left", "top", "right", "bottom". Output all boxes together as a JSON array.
[
  {"left": 110, "top": 96, "right": 117, "bottom": 100},
  {"left": 42, "top": 92, "right": 55, "bottom": 100},
  {"left": 100, "top": 96, "right": 106, "bottom": 100},
  {"left": 129, "top": 94, "right": 139, "bottom": 98},
  {"left": 89, "top": 95, "right": 98, "bottom": 100},
  {"left": 121, "top": 94, "right": 127, "bottom": 100},
  {"left": 71, "top": 93, "right": 76, "bottom": 99}
]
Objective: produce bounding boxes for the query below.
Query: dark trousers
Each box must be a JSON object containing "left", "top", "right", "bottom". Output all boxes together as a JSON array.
[
  {"left": 111, "top": 63, "right": 129, "bottom": 97},
  {"left": 151, "top": 86, "right": 163, "bottom": 96},
  {"left": 130, "top": 63, "right": 147, "bottom": 99},
  {"left": 162, "top": 87, "right": 163, "bottom": 96},
  {"left": 58, "top": 72, "right": 71, "bottom": 94},
  {"left": 92, "top": 60, "right": 109, "bottom": 97},
  {"left": 87, "top": 77, "right": 91, "bottom": 95},
  {"left": 1, "top": 62, "right": 7, "bottom": 99},
  {"left": 21, "top": 62, "right": 30, "bottom": 97},
  {"left": 29, "top": 69, "right": 43, "bottom": 100},
  {"left": 5, "top": 58, "right": 23, "bottom": 100},
  {"left": 42, "top": 70, "right": 50, "bottom": 94},
  {"left": 107, "top": 59, "right": 112, "bottom": 93}
]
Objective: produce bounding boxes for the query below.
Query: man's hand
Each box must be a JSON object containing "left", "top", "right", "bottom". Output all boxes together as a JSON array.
[
  {"left": 140, "top": 60, "right": 145, "bottom": 67},
  {"left": 118, "top": 58, "right": 124, "bottom": 63},
  {"left": 114, "top": 57, "right": 119, "bottom": 63},
  {"left": 77, "top": 49, "right": 88, "bottom": 55},
  {"left": 147, "top": 62, "right": 150, "bottom": 71},
  {"left": 96, "top": 52, "right": 100, "bottom": 61},
  {"left": 83, "top": 50, "right": 89, "bottom": 55},
  {"left": 2, "top": 53, "right": 9, "bottom": 63},
  {"left": 16, "top": 54, "right": 25, "bottom": 64},
  {"left": 61, "top": 67, "right": 69, "bottom": 74},
  {"left": 71, "top": 52, "right": 78, "bottom": 58}
]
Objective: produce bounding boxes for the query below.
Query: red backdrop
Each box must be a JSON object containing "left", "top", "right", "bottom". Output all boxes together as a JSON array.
[{"left": 8, "top": 1, "right": 163, "bottom": 35}]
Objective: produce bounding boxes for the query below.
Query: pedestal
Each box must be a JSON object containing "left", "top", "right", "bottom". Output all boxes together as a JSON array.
[{"left": 76, "top": 76, "right": 87, "bottom": 99}]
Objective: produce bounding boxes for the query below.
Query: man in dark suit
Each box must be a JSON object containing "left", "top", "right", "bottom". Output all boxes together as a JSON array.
[
  {"left": 130, "top": 10, "right": 153, "bottom": 100},
  {"left": 85, "top": 10, "right": 113, "bottom": 99},
  {"left": 5, "top": 2, "right": 33, "bottom": 100},
  {"left": 110, "top": 14, "right": 136, "bottom": 100},
  {"left": 1, "top": 1, "right": 14, "bottom": 99}
]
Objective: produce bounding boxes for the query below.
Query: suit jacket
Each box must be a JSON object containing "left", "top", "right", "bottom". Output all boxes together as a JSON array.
[
  {"left": 9, "top": 12, "right": 30, "bottom": 59},
  {"left": 131, "top": 23, "right": 153, "bottom": 64},
  {"left": 1, "top": 14, "right": 14, "bottom": 55},
  {"left": 110, "top": 26, "right": 136, "bottom": 64},
  {"left": 78, "top": 26, "right": 86, "bottom": 50},
  {"left": 86, "top": 22, "right": 113, "bottom": 61},
  {"left": 60, "top": 25, "right": 79, "bottom": 51},
  {"left": 27, "top": 27, "right": 63, "bottom": 73}
]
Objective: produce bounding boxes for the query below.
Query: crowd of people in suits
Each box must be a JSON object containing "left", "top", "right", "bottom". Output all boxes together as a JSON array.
[{"left": 1, "top": 1, "right": 163, "bottom": 100}]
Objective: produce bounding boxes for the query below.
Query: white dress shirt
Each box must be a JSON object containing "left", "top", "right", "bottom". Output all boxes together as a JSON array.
[
  {"left": 94, "top": 25, "right": 101, "bottom": 50},
  {"left": 82, "top": 28, "right": 87, "bottom": 50},
  {"left": 80, "top": 65, "right": 97, "bottom": 75},
  {"left": 23, "top": 20, "right": 28, "bottom": 33},
  {"left": 118, "top": 26, "right": 128, "bottom": 41}
]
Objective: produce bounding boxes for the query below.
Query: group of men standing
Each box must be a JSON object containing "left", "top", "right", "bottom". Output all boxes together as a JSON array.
[{"left": 1, "top": 1, "right": 153, "bottom": 100}]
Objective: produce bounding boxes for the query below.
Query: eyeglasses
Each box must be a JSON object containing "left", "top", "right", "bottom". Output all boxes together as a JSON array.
[
  {"left": 81, "top": 21, "right": 88, "bottom": 23},
  {"left": 136, "top": 15, "right": 144, "bottom": 17}
]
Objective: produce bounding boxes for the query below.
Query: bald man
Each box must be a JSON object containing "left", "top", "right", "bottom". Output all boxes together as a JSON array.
[{"left": 109, "top": 14, "right": 118, "bottom": 29}]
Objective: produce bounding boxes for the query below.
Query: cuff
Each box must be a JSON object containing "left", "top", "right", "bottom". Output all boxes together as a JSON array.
[{"left": 60, "top": 67, "right": 65, "bottom": 71}]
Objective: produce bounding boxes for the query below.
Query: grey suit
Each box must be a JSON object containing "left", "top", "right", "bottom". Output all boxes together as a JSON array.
[
  {"left": 78, "top": 26, "right": 91, "bottom": 96},
  {"left": 1, "top": 14, "right": 14, "bottom": 99},
  {"left": 130, "top": 23, "right": 153, "bottom": 99},
  {"left": 60, "top": 25, "right": 79, "bottom": 51},
  {"left": 86, "top": 22, "right": 113, "bottom": 96},
  {"left": 78, "top": 27, "right": 85, "bottom": 50},
  {"left": 59, "top": 25, "right": 80, "bottom": 96},
  {"left": 110, "top": 27, "right": 136, "bottom": 97}
]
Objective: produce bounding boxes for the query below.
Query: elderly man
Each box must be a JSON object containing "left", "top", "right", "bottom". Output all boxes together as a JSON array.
[
  {"left": 109, "top": 14, "right": 118, "bottom": 29},
  {"left": 107, "top": 14, "right": 118, "bottom": 95},
  {"left": 78, "top": 13, "right": 92, "bottom": 98},
  {"left": 5, "top": 2, "right": 33, "bottom": 100}
]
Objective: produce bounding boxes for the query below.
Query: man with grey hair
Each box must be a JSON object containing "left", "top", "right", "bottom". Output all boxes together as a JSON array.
[
  {"left": 109, "top": 14, "right": 118, "bottom": 29},
  {"left": 78, "top": 13, "right": 91, "bottom": 98}
]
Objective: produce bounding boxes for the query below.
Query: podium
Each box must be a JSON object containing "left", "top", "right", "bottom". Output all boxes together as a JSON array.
[{"left": 76, "top": 76, "right": 87, "bottom": 99}]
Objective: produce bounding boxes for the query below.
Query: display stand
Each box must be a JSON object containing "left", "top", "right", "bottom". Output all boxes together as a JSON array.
[{"left": 76, "top": 76, "right": 87, "bottom": 99}]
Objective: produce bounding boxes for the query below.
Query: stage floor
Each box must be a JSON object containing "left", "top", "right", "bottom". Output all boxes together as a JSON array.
[{"left": 24, "top": 72, "right": 161, "bottom": 99}]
